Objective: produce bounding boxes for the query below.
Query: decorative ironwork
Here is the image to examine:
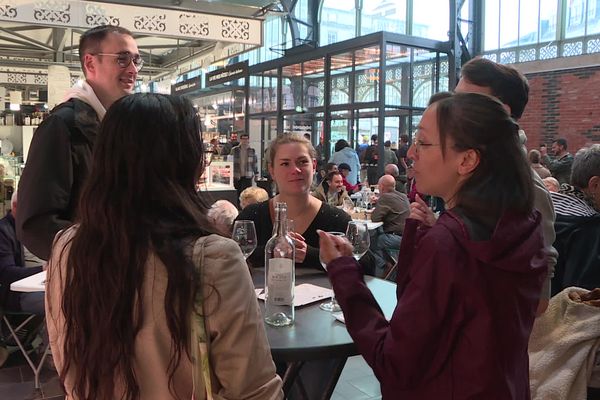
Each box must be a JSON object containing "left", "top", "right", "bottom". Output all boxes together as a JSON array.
[
  {"left": 500, "top": 51, "right": 516, "bottom": 64},
  {"left": 440, "top": 60, "right": 449, "bottom": 74},
  {"left": 222, "top": 19, "right": 250, "bottom": 41},
  {"left": 0, "top": 1, "right": 17, "bottom": 18},
  {"left": 85, "top": 4, "right": 119, "bottom": 26},
  {"left": 563, "top": 41, "right": 583, "bottom": 57},
  {"left": 482, "top": 54, "right": 497, "bottom": 62},
  {"left": 33, "top": 0, "right": 71, "bottom": 23},
  {"left": 8, "top": 73, "right": 26, "bottom": 84},
  {"left": 34, "top": 74, "right": 47, "bottom": 85},
  {"left": 179, "top": 13, "right": 209, "bottom": 36},
  {"left": 133, "top": 14, "right": 166, "bottom": 32},
  {"left": 587, "top": 38, "right": 600, "bottom": 53},
  {"left": 539, "top": 45, "right": 557, "bottom": 60},
  {"left": 518, "top": 48, "right": 536, "bottom": 62}
]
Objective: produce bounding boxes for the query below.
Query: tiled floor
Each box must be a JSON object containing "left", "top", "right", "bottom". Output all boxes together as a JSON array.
[{"left": 0, "top": 352, "right": 379, "bottom": 400}]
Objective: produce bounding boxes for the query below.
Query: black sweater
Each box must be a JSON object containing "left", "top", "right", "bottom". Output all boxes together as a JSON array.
[{"left": 237, "top": 200, "right": 352, "bottom": 269}]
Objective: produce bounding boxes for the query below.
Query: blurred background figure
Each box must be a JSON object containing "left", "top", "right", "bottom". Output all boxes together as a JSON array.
[
  {"left": 541, "top": 138, "right": 574, "bottom": 185},
  {"left": 384, "top": 163, "right": 406, "bottom": 193},
  {"left": 312, "top": 171, "right": 351, "bottom": 207},
  {"left": 239, "top": 186, "right": 269, "bottom": 210},
  {"left": 529, "top": 149, "right": 551, "bottom": 179},
  {"left": 207, "top": 200, "right": 239, "bottom": 236},
  {"left": 330, "top": 139, "right": 360, "bottom": 187},
  {"left": 382, "top": 140, "right": 398, "bottom": 167},
  {"left": 543, "top": 177, "right": 560, "bottom": 193},
  {"left": 231, "top": 133, "right": 259, "bottom": 199},
  {"left": 338, "top": 163, "right": 359, "bottom": 194}
]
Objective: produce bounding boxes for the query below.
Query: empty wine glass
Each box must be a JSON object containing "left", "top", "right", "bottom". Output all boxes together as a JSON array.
[
  {"left": 319, "top": 231, "right": 345, "bottom": 312},
  {"left": 342, "top": 197, "right": 355, "bottom": 213},
  {"left": 346, "top": 221, "right": 370, "bottom": 261},
  {"left": 232, "top": 220, "right": 257, "bottom": 259}
]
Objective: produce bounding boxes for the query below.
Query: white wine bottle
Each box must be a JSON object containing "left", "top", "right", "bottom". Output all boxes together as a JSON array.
[{"left": 264, "top": 202, "right": 295, "bottom": 327}]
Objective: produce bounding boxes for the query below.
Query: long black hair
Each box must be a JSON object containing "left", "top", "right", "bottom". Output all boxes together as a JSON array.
[{"left": 57, "top": 93, "right": 216, "bottom": 399}]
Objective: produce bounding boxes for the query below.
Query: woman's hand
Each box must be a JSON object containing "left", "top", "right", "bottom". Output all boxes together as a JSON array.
[
  {"left": 317, "top": 230, "right": 353, "bottom": 265},
  {"left": 409, "top": 194, "right": 437, "bottom": 227},
  {"left": 289, "top": 231, "right": 307, "bottom": 263}
]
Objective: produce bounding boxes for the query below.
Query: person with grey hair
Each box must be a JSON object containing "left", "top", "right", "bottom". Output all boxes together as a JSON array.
[
  {"left": 551, "top": 144, "right": 600, "bottom": 295},
  {"left": 207, "top": 200, "right": 239, "bottom": 236}
]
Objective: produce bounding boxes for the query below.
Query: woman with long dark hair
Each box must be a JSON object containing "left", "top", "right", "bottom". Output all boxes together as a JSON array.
[
  {"left": 45, "top": 94, "right": 282, "bottom": 400},
  {"left": 319, "top": 92, "right": 547, "bottom": 399}
]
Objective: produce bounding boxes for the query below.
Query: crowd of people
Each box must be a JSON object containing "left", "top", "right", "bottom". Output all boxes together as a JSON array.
[{"left": 0, "top": 23, "right": 598, "bottom": 400}]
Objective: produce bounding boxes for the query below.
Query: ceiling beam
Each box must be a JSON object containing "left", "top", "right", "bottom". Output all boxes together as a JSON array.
[{"left": 0, "top": 27, "right": 54, "bottom": 51}]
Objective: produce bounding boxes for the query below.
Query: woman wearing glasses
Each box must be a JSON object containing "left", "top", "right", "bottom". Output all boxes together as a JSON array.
[
  {"left": 319, "top": 92, "right": 546, "bottom": 399},
  {"left": 45, "top": 94, "right": 283, "bottom": 399}
]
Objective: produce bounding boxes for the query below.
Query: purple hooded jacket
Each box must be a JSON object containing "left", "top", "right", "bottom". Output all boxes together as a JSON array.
[{"left": 328, "top": 210, "right": 547, "bottom": 399}]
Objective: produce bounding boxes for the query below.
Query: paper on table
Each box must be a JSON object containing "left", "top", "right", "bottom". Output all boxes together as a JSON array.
[
  {"left": 333, "top": 312, "right": 345, "bottom": 324},
  {"left": 255, "top": 283, "right": 333, "bottom": 306}
]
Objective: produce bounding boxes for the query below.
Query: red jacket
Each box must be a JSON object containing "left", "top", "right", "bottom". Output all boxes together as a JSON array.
[{"left": 328, "top": 210, "right": 547, "bottom": 399}]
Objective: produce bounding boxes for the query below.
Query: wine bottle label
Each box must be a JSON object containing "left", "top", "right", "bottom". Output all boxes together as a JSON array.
[{"left": 267, "top": 258, "right": 294, "bottom": 305}]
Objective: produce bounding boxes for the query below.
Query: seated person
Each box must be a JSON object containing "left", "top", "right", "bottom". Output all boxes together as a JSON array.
[
  {"left": 543, "top": 176, "right": 560, "bottom": 193},
  {"left": 237, "top": 134, "right": 351, "bottom": 269},
  {"left": 207, "top": 200, "right": 239, "bottom": 236},
  {"left": 0, "top": 190, "right": 44, "bottom": 315},
  {"left": 551, "top": 144, "right": 600, "bottom": 295},
  {"left": 338, "top": 163, "right": 359, "bottom": 194},
  {"left": 384, "top": 163, "right": 406, "bottom": 193},
  {"left": 370, "top": 175, "right": 410, "bottom": 277},
  {"left": 239, "top": 186, "right": 269, "bottom": 209},
  {"left": 315, "top": 162, "right": 338, "bottom": 186},
  {"left": 312, "top": 171, "right": 352, "bottom": 207}
]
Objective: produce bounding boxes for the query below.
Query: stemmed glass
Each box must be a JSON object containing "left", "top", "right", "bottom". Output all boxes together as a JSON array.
[
  {"left": 346, "top": 221, "right": 370, "bottom": 261},
  {"left": 319, "top": 231, "right": 345, "bottom": 312},
  {"left": 232, "top": 220, "right": 257, "bottom": 259}
]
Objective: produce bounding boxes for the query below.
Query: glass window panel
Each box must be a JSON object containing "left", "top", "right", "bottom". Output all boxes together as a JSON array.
[
  {"left": 331, "top": 51, "right": 353, "bottom": 105},
  {"left": 319, "top": 0, "right": 356, "bottom": 46},
  {"left": 413, "top": 0, "right": 449, "bottom": 40},
  {"left": 385, "top": 44, "right": 411, "bottom": 106},
  {"left": 354, "top": 46, "right": 380, "bottom": 104},
  {"left": 460, "top": 0, "right": 471, "bottom": 44},
  {"left": 248, "top": 75, "right": 263, "bottom": 114},
  {"left": 330, "top": 110, "right": 352, "bottom": 155},
  {"left": 519, "top": 0, "right": 539, "bottom": 45},
  {"left": 361, "top": 0, "right": 407, "bottom": 36},
  {"left": 589, "top": 0, "right": 600, "bottom": 34},
  {"left": 539, "top": 0, "right": 558, "bottom": 42},
  {"left": 484, "top": 0, "right": 500, "bottom": 50},
  {"left": 499, "top": 0, "right": 520, "bottom": 48},
  {"left": 412, "top": 50, "right": 438, "bottom": 108},
  {"left": 264, "top": 71, "right": 278, "bottom": 113},
  {"left": 566, "top": 0, "right": 587, "bottom": 38},
  {"left": 303, "top": 58, "right": 325, "bottom": 109}
]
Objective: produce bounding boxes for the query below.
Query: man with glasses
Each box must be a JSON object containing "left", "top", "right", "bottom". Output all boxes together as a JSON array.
[{"left": 17, "top": 25, "right": 141, "bottom": 260}]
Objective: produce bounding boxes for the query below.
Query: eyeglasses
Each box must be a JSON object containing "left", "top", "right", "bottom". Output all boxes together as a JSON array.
[
  {"left": 413, "top": 139, "right": 441, "bottom": 155},
  {"left": 92, "top": 52, "right": 144, "bottom": 71}
]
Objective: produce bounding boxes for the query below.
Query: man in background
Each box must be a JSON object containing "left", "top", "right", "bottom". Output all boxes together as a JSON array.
[
  {"left": 17, "top": 25, "right": 141, "bottom": 260},
  {"left": 231, "top": 133, "right": 258, "bottom": 198},
  {"left": 541, "top": 138, "right": 574, "bottom": 185}
]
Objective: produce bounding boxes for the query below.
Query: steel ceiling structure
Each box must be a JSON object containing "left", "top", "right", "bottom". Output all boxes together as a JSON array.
[{"left": 0, "top": 0, "right": 275, "bottom": 87}]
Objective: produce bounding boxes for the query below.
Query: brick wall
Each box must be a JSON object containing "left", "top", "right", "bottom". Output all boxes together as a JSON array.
[{"left": 519, "top": 65, "right": 600, "bottom": 154}]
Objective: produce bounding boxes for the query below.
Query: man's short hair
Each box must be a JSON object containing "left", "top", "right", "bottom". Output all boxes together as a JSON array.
[
  {"left": 528, "top": 149, "right": 541, "bottom": 164},
  {"left": 554, "top": 138, "right": 568, "bottom": 150},
  {"left": 240, "top": 133, "right": 249, "bottom": 139},
  {"left": 384, "top": 140, "right": 391, "bottom": 147},
  {"left": 325, "top": 162, "right": 337, "bottom": 172},
  {"left": 460, "top": 58, "right": 529, "bottom": 120},
  {"left": 325, "top": 171, "right": 342, "bottom": 182},
  {"left": 79, "top": 25, "right": 133, "bottom": 73},
  {"left": 371, "top": 134, "right": 378, "bottom": 142},
  {"left": 385, "top": 163, "right": 399, "bottom": 177}
]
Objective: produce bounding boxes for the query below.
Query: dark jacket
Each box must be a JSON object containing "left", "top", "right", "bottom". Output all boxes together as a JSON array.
[
  {"left": 0, "top": 212, "right": 43, "bottom": 310},
  {"left": 328, "top": 210, "right": 546, "bottom": 399},
  {"left": 17, "top": 99, "right": 99, "bottom": 260},
  {"left": 551, "top": 213, "right": 600, "bottom": 296}
]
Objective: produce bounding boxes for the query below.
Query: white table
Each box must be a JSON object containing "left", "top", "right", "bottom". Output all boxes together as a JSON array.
[
  {"left": 8, "top": 270, "right": 49, "bottom": 389},
  {"left": 352, "top": 219, "right": 383, "bottom": 231},
  {"left": 11, "top": 270, "right": 46, "bottom": 292}
]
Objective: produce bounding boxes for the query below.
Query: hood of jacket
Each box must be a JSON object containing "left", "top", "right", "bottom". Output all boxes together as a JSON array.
[
  {"left": 63, "top": 80, "right": 106, "bottom": 120},
  {"left": 437, "top": 209, "right": 547, "bottom": 275}
]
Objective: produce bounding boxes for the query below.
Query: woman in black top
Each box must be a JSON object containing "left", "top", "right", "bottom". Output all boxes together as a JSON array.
[{"left": 237, "top": 135, "right": 351, "bottom": 269}]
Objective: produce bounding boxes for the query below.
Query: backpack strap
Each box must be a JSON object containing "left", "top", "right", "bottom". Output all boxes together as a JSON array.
[{"left": 190, "top": 237, "right": 214, "bottom": 400}]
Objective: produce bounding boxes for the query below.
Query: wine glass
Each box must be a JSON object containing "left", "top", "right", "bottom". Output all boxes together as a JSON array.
[
  {"left": 232, "top": 220, "right": 257, "bottom": 259},
  {"left": 319, "top": 231, "right": 345, "bottom": 312},
  {"left": 342, "top": 197, "right": 355, "bottom": 214},
  {"left": 346, "top": 221, "right": 370, "bottom": 261}
]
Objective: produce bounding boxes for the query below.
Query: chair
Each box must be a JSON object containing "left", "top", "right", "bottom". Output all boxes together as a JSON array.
[{"left": 0, "top": 286, "right": 48, "bottom": 388}]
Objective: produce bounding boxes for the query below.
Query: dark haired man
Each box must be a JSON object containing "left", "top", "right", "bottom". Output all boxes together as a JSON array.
[
  {"left": 312, "top": 171, "right": 351, "bottom": 207},
  {"left": 231, "top": 133, "right": 259, "bottom": 198},
  {"left": 541, "top": 138, "right": 574, "bottom": 185},
  {"left": 363, "top": 134, "right": 380, "bottom": 186},
  {"left": 456, "top": 57, "right": 557, "bottom": 315},
  {"left": 17, "top": 25, "right": 140, "bottom": 259}
]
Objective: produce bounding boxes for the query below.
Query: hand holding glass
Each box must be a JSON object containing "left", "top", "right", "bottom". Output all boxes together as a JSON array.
[
  {"left": 319, "top": 231, "right": 345, "bottom": 312},
  {"left": 232, "top": 220, "right": 257, "bottom": 259},
  {"left": 346, "top": 221, "right": 370, "bottom": 260}
]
